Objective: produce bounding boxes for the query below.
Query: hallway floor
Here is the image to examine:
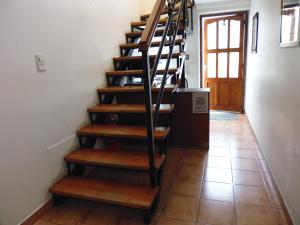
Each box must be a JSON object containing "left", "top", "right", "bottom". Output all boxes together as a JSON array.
[{"left": 34, "top": 114, "right": 291, "bottom": 225}]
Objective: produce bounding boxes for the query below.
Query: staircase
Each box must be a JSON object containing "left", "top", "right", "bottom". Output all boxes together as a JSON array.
[{"left": 49, "top": 0, "right": 194, "bottom": 223}]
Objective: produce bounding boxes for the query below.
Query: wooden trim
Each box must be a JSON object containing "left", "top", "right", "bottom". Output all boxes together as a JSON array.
[
  {"left": 139, "top": 0, "right": 166, "bottom": 52},
  {"left": 20, "top": 199, "right": 53, "bottom": 225}
]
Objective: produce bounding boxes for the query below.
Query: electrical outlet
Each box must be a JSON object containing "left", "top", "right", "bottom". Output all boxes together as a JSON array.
[{"left": 35, "top": 54, "right": 46, "bottom": 71}]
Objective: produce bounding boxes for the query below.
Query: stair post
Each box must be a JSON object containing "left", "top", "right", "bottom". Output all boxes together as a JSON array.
[{"left": 141, "top": 51, "right": 158, "bottom": 187}]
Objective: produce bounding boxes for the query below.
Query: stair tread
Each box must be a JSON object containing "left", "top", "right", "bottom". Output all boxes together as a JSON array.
[
  {"left": 120, "top": 39, "right": 183, "bottom": 49},
  {"left": 78, "top": 124, "right": 170, "bottom": 140},
  {"left": 106, "top": 68, "right": 177, "bottom": 76},
  {"left": 65, "top": 148, "right": 165, "bottom": 171},
  {"left": 88, "top": 104, "right": 174, "bottom": 114},
  {"left": 113, "top": 53, "right": 181, "bottom": 62},
  {"left": 126, "top": 27, "right": 185, "bottom": 38},
  {"left": 50, "top": 176, "right": 159, "bottom": 209},
  {"left": 97, "top": 85, "right": 177, "bottom": 93},
  {"left": 131, "top": 17, "right": 183, "bottom": 27}
]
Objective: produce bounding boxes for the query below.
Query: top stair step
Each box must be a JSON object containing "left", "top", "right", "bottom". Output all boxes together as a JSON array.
[
  {"left": 50, "top": 176, "right": 159, "bottom": 210},
  {"left": 131, "top": 17, "right": 183, "bottom": 28},
  {"left": 140, "top": 6, "right": 181, "bottom": 21}
]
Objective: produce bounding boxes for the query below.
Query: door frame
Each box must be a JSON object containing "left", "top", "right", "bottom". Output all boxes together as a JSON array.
[{"left": 200, "top": 11, "right": 249, "bottom": 113}]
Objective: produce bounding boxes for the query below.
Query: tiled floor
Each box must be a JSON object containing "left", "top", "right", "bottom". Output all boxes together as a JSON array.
[{"left": 35, "top": 114, "right": 291, "bottom": 225}]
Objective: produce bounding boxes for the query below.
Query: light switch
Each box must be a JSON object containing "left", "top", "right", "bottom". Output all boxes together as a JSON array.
[{"left": 35, "top": 54, "right": 46, "bottom": 71}]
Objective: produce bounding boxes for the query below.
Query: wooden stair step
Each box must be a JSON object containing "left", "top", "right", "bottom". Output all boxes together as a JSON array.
[
  {"left": 88, "top": 104, "right": 174, "bottom": 114},
  {"left": 106, "top": 69, "right": 177, "bottom": 77},
  {"left": 113, "top": 53, "right": 181, "bottom": 63},
  {"left": 131, "top": 17, "right": 183, "bottom": 27},
  {"left": 65, "top": 148, "right": 165, "bottom": 171},
  {"left": 120, "top": 39, "right": 183, "bottom": 50},
  {"left": 78, "top": 124, "right": 170, "bottom": 140},
  {"left": 141, "top": 6, "right": 181, "bottom": 21},
  {"left": 50, "top": 176, "right": 159, "bottom": 210},
  {"left": 126, "top": 27, "right": 185, "bottom": 39},
  {"left": 97, "top": 85, "right": 176, "bottom": 94}
]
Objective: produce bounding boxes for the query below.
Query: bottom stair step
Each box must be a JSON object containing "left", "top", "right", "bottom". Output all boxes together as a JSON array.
[{"left": 50, "top": 176, "right": 159, "bottom": 210}]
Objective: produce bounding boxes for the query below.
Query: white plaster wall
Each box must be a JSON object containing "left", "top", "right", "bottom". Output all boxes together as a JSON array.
[
  {"left": 0, "top": 1, "right": 140, "bottom": 224},
  {"left": 245, "top": 0, "right": 300, "bottom": 224},
  {"left": 139, "top": 0, "right": 157, "bottom": 15},
  {"left": 185, "top": 0, "right": 251, "bottom": 88}
]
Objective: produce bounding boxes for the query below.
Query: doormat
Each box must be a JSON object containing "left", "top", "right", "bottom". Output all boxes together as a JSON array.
[{"left": 210, "top": 111, "right": 238, "bottom": 120}]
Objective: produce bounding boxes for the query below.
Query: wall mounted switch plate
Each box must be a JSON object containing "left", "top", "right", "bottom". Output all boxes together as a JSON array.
[{"left": 35, "top": 54, "right": 46, "bottom": 71}]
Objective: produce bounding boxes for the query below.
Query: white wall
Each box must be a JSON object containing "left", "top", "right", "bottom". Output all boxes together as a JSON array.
[
  {"left": 185, "top": 0, "right": 251, "bottom": 88},
  {"left": 139, "top": 0, "right": 156, "bottom": 15},
  {"left": 245, "top": 0, "right": 300, "bottom": 224},
  {"left": 0, "top": 1, "right": 141, "bottom": 224}
]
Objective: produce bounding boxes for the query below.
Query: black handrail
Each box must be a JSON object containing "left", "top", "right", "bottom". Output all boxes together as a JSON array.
[{"left": 139, "top": 0, "right": 191, "bottom": 187}]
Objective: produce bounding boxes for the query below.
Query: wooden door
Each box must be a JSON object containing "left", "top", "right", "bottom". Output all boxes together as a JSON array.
[{"left": 203, "top": 14, "right": 245, "bottom": 112}]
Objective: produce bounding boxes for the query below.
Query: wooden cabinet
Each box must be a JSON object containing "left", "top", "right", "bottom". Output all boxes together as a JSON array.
[{"left": 169, "top": 88, "right": 210, "bottom": 149}]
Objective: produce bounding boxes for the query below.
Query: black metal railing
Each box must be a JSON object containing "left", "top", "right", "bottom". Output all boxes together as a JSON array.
[{"left": 138, "top": 0, "right": 193, "bottom": 187}]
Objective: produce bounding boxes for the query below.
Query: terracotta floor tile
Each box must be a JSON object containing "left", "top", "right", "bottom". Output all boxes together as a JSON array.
[
  {"left": 81, "top": 204, "right": 122, "bottom": 225},
  {"left": 267, "top": 188, "right": 282, "bottom": 209},
  {"left": 197, "top": 199, "right": 235, "bottom": 225},
  {"left": 231, "top": 158, "right": 259, "bottom": 171},
  {"left": 204, "top": 168, "right": 232, "bottom": 184},
  {"left": 206, "top": 156, "right": 231, "bottom": 169},
  {"left": 232, "top": 170, "right": 264, "bottom": 186},
  {"left": 273, "top": 209, "right": 290, "bottom": 225},
  {"left": 230, "top": 149, "right": 257, "bottom": 159},
  {"left": 230, "top": 139, "right": 258, "bottom": 149},
  {"left": 235, "top": 204, "right": 278, "bottom": 225},
  {"left": 210, "top": 139, "right": 230, "bottom": 148},
  {"left": 181, "top": 150, "right": 207, "bottom": 166},
  {"left": 33, "top": 221, "right": 55, "bottom": 225},
  {"left": 45, "top": 199, "right": 94, "bottom": 225},
  {"left": 162, "top": 194, "right": 199, "bottom": 222},
  {"left": 155, "top": 216, "right": 196, "bottom": 225},
  {"left": 172, "top": 178, "right": 202, "bottom": 197},
  {"left": 201, "top": 182, "right": 234, "bottom": 202},
  {"left": 234, "top": 185, "right": 270, "bottom": 207},
  {"left": 208, "top": 147, "right": 231, "bottom": 157},
  {"left": 178, "top": 165, "right": 204, "bottom": 180}
]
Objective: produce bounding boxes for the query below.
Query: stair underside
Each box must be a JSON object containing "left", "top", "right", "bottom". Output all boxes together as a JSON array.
[
  {"left": 88, "top": 104, "right": 174, "bottom": 114},
  {"left": 78, "top": 124, "right": 170, "bottom": 140},
  {"left": 113, "top": 53, "right": 181, "bottom": 62},
  {"left": 106, "top": 69, "right": 177, "bottom": 77},
  {"left": 97, "top": 85, "right": 176, "bottom": 94},
  {"left": 50, "top": 176, "right": 159, "bottom": 210},
  {"left": 65, "top": 148, "right": 165, "bottom": 171},
  {"left": 120, "top": 39, "right": 183, "bottom": 50}
]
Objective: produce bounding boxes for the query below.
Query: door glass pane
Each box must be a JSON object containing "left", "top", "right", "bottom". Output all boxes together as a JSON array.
[
  {"left": 207, "top": 53, "right": 216, "bottom": 78},
  {"left": 218, "top": 53, "right": 228, "bottom": 78},
  {"left": 207, "top": 22, "right": 217, "bottom": 49},
  {"left": 229, "top": 52, "right": 239, "bottom": 78},
  {"left": 230, "top": 20, "right": 241, "bottom": 48},
  {"left": 218, "top": 20, "right": 228, "bottom": 49}
]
